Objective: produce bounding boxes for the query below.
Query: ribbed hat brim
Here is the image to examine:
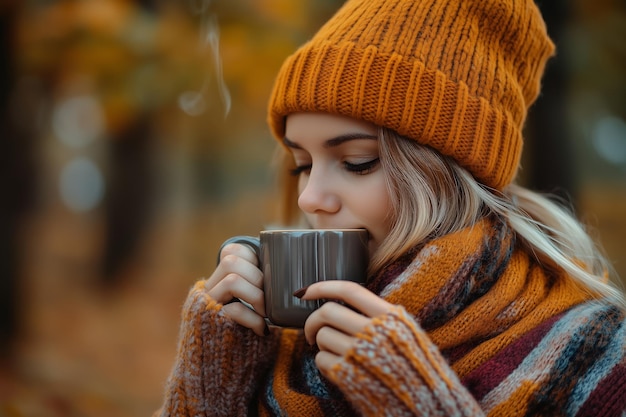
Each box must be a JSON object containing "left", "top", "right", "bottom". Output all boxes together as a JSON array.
[{"left": 269, "top": 41, "right": 522, "bottom": 189}]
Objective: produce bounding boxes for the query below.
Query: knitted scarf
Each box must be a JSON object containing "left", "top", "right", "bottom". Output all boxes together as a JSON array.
[
  {"left": 156, "top": 217, "right": 626, "bottom": 416},
  {"left": 256, "top": 217, "right": 624, "bottom": 416}
]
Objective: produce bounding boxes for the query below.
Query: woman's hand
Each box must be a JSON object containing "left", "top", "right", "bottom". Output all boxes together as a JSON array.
[
  {"left": 298, "top": 281, "right": 394, "bottom": 374},
  {"left": 205, "top": 243, "right": 267, "bottom": 336}
]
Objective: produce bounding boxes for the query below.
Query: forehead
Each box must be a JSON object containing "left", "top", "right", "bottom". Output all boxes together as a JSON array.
[{"left": 284, "top": 113, "right": 377, "bottom": 140}]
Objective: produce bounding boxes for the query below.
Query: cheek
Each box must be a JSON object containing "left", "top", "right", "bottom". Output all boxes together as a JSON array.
[
  {"left": 376, "top": 194, "right": 394, "bottom": 233},
  {"left": 366, "top": 201, "right": 393, "bottom": 256},
  {"left": 362, "top": 180, "right": 393, "bottom": 233}
]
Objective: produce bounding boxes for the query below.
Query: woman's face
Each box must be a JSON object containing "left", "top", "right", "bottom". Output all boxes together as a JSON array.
[{"left": 284, "top": 112, "right": 393, "bottom": 255}]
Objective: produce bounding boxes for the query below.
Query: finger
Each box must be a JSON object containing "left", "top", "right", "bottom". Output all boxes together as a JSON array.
[
  {"left": 299, "top": 281, "right": 393, "bottom": 318},
  {"left": 205, "top": 252, "right": 263, "bottom": 291},
  {"left": 315, "top": 326, "right": 355, "bottom": 357},
  {"left": 222, "top": 302, "right": 268, "bottom": 337},
  {"left": 219, "top": 242, "right": 258, "bottom": 265},
  {"left": 209, "top": 273, "right": 266, "bottom": 316},
  {"left": 304, "top": 302, "right": 369, "bottom": 345},
  {"left": 314, "top": 350, "right": 342, "bottom": 375}
]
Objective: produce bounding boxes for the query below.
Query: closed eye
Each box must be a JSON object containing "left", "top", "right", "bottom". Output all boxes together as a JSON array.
[
  {"left": 289, "top": 164, "right": 312, "bottom": 176},
  {"left": 344, "top": 158, "right": 380, "bottom": 175}
]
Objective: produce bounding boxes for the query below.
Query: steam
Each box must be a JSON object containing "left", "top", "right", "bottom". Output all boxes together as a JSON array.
[
  {"left": 179, "top": 0, "right": 231, "bottom": 117},
  {"left": 203, "top": 13, "right": 231, "bottom": 116}
]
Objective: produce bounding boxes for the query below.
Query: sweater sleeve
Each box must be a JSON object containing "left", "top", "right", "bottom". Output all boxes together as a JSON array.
[
  {"left": 326, "top": 305, "right": 485, "bottom": 417},
  {"left": 155, "top": 280, "right": 279, "bottom": 417}
]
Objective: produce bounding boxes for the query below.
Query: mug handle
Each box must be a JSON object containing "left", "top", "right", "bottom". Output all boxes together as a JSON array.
[{"left": 217, "top": 235, "right": 261, "bottom": 266}]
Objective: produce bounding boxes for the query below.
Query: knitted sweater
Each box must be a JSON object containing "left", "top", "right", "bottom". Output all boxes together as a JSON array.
[{"left": 155, "top": 219, "right": 626, "bottom": 416}]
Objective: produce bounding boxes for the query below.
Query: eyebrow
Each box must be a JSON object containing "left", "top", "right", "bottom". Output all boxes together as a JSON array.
[{"left": 282, "top": 132, "right": 378, "bottom": 149}]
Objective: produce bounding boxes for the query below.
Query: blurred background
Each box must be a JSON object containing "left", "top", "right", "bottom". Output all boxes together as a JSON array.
[{"left": 0, "top": 0, "right": 624, "bottom": 415}]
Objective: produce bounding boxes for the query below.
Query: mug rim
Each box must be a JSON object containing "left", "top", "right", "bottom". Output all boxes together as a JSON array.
[{"left": 260, "top": 228, "right": 367, "bottom": 234}]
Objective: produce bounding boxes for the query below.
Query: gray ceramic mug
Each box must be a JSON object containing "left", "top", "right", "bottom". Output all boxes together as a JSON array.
[{"left": 218, "top": 229, "right": 369, "bottom": 328}]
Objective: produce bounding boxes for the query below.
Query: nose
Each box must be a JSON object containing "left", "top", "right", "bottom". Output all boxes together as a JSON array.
[{"left": 297, "top": 168, "right": 341, "bottom": 215}]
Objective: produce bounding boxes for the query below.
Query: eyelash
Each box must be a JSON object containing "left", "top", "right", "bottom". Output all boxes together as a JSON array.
[
  {"left": 289, "top": 165, "right": 311, "bottom": 176},
  {"left": 289, "top": 158, "right": 380, "bottom": 176},
  {"left": 345, "top": 158, "right": 380, "bottom": 174}
]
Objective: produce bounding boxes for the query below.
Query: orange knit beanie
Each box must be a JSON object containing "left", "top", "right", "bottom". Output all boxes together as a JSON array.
[{"left": 268, "top": 0, "right": 555, "bottom": 189}]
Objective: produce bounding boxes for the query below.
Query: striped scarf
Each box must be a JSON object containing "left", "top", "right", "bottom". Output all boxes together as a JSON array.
[{"left": 257, "top": 217, "right": 625, "bottom": 416}]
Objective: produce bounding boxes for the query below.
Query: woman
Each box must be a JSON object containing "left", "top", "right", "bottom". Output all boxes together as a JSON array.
[{"left": 155, "top": 0, "right": 626, "bottom": 415}]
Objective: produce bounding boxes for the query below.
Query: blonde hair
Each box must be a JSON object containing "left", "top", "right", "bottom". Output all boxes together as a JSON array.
[{"left": 273, "top": 128, "right": 625, "bottom": 308}]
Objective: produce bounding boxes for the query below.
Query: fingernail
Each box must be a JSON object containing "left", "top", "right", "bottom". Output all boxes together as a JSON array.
[{"left": 293, "top": 286, "right": 309, "bottom": 298}]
